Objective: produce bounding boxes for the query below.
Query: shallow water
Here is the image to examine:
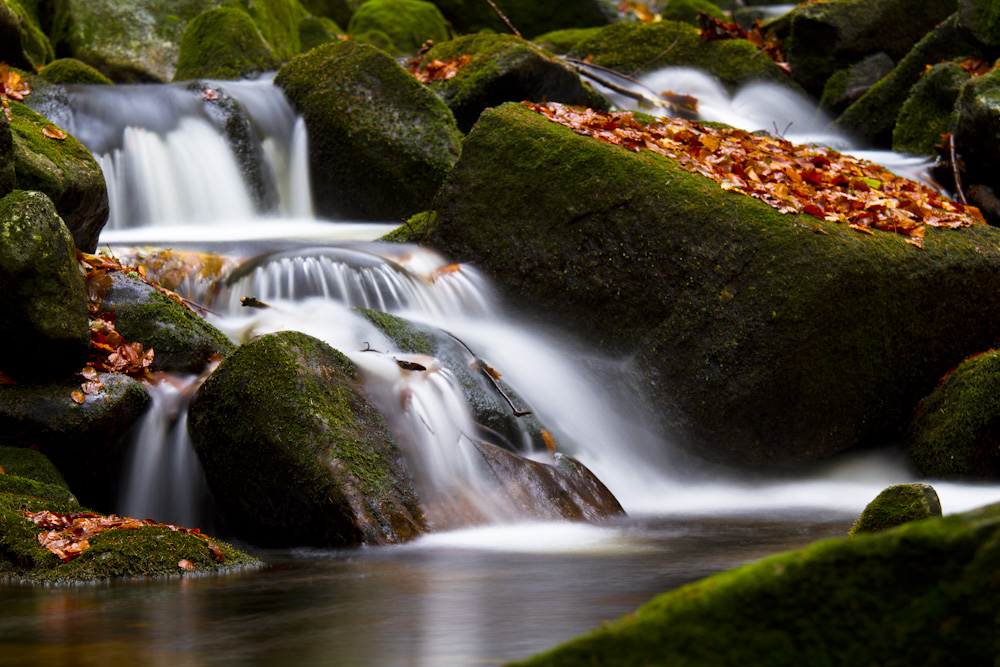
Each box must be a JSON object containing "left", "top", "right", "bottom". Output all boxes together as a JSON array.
[{"left": 0, "top": 512, "right": 854, "bottom": 666}]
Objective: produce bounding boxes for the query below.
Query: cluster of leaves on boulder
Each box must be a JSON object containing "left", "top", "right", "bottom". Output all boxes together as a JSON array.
[
  {"left": 406, "top": 51, "right": 473, "bottom": 84},
  {"left": 0, "top": 63, "right": 65, "bottom": 141},
  {"left": 698, "top": 14, "right": 788, "bottom": 74},
  {"left": 524, "top": 101, "right": 984, "bottom": 247}
]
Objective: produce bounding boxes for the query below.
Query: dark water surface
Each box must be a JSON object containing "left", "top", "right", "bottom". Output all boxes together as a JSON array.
[{"left": 0, "top": 513, "right": 852, "bottom": 666}]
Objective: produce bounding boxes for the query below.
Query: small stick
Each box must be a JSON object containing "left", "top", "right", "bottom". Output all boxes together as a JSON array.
[
  {"left": 566, "top": 62, "right": 679, "bottom": 112},
  {"left": 485, "top": 0, "right": 522, "bottom": 39},
  {"left": 949, "top": 133, "right": 968, "bottom": 206},
  {"left": 442, "top": 329, "right": 532, "bottom": 417},
  {"left": 563, "top": 56, "right": 666, "bottom": 103},
  {"left": 629, "top": 35, "right": 681, "bottom": 78}
]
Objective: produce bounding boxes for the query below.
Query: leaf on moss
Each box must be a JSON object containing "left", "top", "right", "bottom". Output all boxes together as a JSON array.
[
  {"left": 406, "top": 54, "right": 474, "bottom": 85},
  {"left": 42, "top": 125, "right": 66, "bottom": 140}
]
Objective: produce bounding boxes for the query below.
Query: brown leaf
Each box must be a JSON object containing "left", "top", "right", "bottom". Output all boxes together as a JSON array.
[
  {"left": 70, "top": 390, "right": 85, "bottom": 404},
  {"left": 201, "top": 88, "right": 219, "bottom": 101},
  {"left": 541, "top": 429, "right": 557, "bottom": 453},
  {"left": 178, "top": 559, "right": 195, "bottom": 571},
  {"left": 42, "top": 125, "right": 67, "bottom": 140}
]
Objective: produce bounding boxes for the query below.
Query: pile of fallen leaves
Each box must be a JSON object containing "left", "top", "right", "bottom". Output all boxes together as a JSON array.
[
  {"left": 22, "top": 509, "right": 226, "bottom": 567},
  {"left": 1, "top": 62, "right": 66, "bottom": 139},
  {"left": 407, "top": 53, "right": 474, "bottom": 85},
  {"left": 698, "top": 14, "right": 789, "bottom": 74},
  {"left": 524, "top": 101, "right": 984, "bottom": 246}
]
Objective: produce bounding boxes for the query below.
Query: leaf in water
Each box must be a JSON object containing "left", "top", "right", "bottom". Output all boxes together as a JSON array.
[
  {"left": 542, "top": 430, "right": 557, "bottom": 453},
  {"left": 201, "top": 88, "right": 219, "bottom": 101}
]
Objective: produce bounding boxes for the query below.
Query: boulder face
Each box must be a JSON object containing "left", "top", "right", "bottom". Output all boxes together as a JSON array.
[
  {"left": 0, "top": 190, "right": 90, "bottom": 383},
  {"left": 0, "top": 0, "right": 53, "bottom": 71},
  {"left": 891, "top": 61, "right": 969, "bottom": 156},
  {"left": 849, "top": 483, "right": 942, "bottom": 535},
  {"left": 274, "top": 40, "right": 462, "bottom": 222},
  {"left": 406, "top": 102, "right": 1000, "bottom": 468},
  {"left": 416, "top": 33, "right": 610, "bottom": 133},
  {"left": 37, "top": 58, "right": 115, "bottom": 85},
  {"left": 513, "top": 502, "right": 1000, "bottom": 666},
  {"left": 906, "top": 349, "right": 1000, "bottom": 478},
  {"left": 347, "top": 0, "right": 448, "bottom": 56},
  {"left": 187, "top": 331, "right": 427, "bottom": 547},
  {"left": 174, "top": 7, "right": 280, "bottom": 81},
  {"left": 431, "top": 0, "right": 611, "bottom": 39},
  {"left": 7, "top": 100, "right": 108, "bottom": 253}
]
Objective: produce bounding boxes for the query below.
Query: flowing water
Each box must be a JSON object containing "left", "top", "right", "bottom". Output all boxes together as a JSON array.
[{"left": 3, "top": 71, "right": 1000, "bottom": 666}]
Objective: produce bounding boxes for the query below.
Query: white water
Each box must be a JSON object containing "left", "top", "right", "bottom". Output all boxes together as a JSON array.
[{"left": 55, "top": 70, "right": 996, "bottom": 529}]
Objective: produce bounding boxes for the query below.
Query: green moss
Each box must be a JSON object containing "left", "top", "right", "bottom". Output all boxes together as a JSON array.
[
  {"left": 223, "top": 0, "right": 310, "bottom": 62},
  {"left": 174, "top": 7, "right": 280, "bottom": 81},
  {"left": 0, "top": 474, "right": 78, "bottom": 505},
  {"left": 38, "top": 58, "right": 113, "bottom": 84},
  {"left": 0, "top": 446, "right": 73, "bottom": 490},
  {"left": 566, "top": 21, "right": 796, "bottom": 91},
  {"left": 660, "top": 0, "right": 727, "bottom": 25},
  {"left": 513, "top": 503, "right": 1000, "bottom": 666},
  {"left": 958, "top": 0, "right": 1000, "bottom": 47},
  {"left": 297, "top": 14, "right": 344, "bottom": 52},
  {"left": 892, "top": 61, "right": 968, "bottom": 156},
  {"left": 354, "top": 308, "right": 437, "bottom": 355},
  {"left": 347, "top": 0, "right": 448, "bottom": 56},
  {"left": 2, "top": 0, "right": 54, "bottom": 69},
  {"left": 531, "top": 27, "right": 602, "bottom": 54},
  {"left": 849, "top": 484, "right": 942, "bottom": 535},
  {"left": 431, "top": 0, "right": 610, "bottom": 40},
  {"left": 350, "top": 28, "right": 400, "bottom": 55}
]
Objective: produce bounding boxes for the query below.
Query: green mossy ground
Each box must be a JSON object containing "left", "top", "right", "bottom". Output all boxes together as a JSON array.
[
  {"left": 512, "top": 503, "right": 1000, "bottom": 666},
  {"left": 38, "top": 58, "right": 114, "bottom": 84},
  {"left": 404, "top": 101, "right": 1000, "bottom": 468},
  {"left": 346, "top": 0, "right": 448, "bottom": 56},
  {"left": 849, "top": 483, "right": 942, "bottom": 535},
  {"left": 566, "top": 21, "right": 796, "bottom": 90},
  {"left": 174, "top": 7, "right": 280, "bottom": 81}
]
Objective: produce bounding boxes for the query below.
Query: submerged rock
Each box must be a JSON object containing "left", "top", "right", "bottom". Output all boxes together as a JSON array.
[
  {"left": 275, "top": 39, "right": 462, "bottom": 221},
  {"left": 188, "top": 331, "right": 427, "bottom": 547},
  {"left": 512, "top": 502, "right": 1000, "bottom": 666},
  {"left": 415, "top": 33, "right": 610, "bottom": 133},
  {"left": 0, "top": 190, "right": 90, "bottom": 383},
  {"left": 849, "top": 483, "right": 942, "bottom": 535},
  {"left": 906, "top": 349, "right": 1000, "bottom": 478},
  {"left": 404, "top": 102, "right": 1000, "bottom": 468},
  {"left": 6, "top": 100, "right": 109, "bottom": 253},
  {"left": 174, "top": 7, "right": 280, "bottom": 81}
]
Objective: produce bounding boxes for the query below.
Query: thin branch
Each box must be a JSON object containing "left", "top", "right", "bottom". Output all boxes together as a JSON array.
[
  {"left": 949, "top": 133, "right": 968, "bottom": 206},
  {"left": 563, "top": 56, "right": 667, "bottom": 104},
  {"left": 442, "top": 329, "right": 532, "bottom": 417},
  {"left": 566, "top": 62, "right": 680, "bottom": 113},
  {"left": 485, "top": 0, "right": 522, "bottom": 39},
  {"left": 628, "top": 35, "right": 680, "bottom": 78}
]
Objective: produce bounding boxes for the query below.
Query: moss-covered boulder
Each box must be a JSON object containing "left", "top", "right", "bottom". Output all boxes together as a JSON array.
[
  {"left": 96, "top": 271, "right": 235, "bottom": 373},
  {"left": 951, "top": 67, "right": 1000, "bottom": 180},
  {"left": 850, "top": 483, "right": 942, "bottom": 535},
  {"left": 7, "top": 100, "right": 109, "bottom": 252},
  {"left": 0, "top": 0, "right": 53, "bottom": 70},
  {"left": 0, "top": 373, "right": 150, "bottom": 510},
  {"left": 765, "top": 0, "right": 957, "bottom": 97},
  {"left": 0, "top": 446, "right": 77, "bottom": 505},
  {"left": 512, "top": 502, "right": 1000, "bottom": 666},
  {"left": 404, "top": 102, "right": 1000, "bottom": 468},
  {"left": 660, "top": 0, "right": 727, "bottom": 25},
  {"left": 957, "top": 0, "right": 1000, "bottom": 47},
  {"left": 0, "top": 491, "right": 260, "bottom": 583},
  {"left": 174, "top": 7, "right": 281, "bottom": 81},
  {"left": 906, "top": 349, "right": 1000, "bottom": 478},
  {"left": 347, "top": 0, "right": 448, "bottom": 56},
  {"left": 187, "top": 331, "right": 427, "bottom": 547},
  {"left": 301, "top": 0, "right": 361, "bottom": 27},
  {"left": 38, "top": 58, "right": 114, "bottom": 85},
  {"left": 532, "top": 27, "right": 602, "bottom": 55},
  {"left": 50, "top": 0, "right": 225, "bottom": 82},
  {"left": 835, "top": 14, "right": 985, "bottom": 147},
  {"left": 226, "top": 0, "right": 311, "bottom": 62},
  {"left": 415, "top": 33, "right": 610, "bottom": 133},
  {"left": 431, "top": 0, "right": 611, "bottom": 39},
  {"left": 274, "top": 39, "right": 462, "bottom": 221},
  {"left": 566, "top": 21, "right": 796, "bottom": 91},
  {"left": 0, "top": 190, "right": 90, "bottom": 383},
  {"left": 297, "top": 14, "right": 345, "bottom": 52},
  {"left": 0, "top": 103, "right": 13, "bottom": 198},
  {"left": 892, "top": 61, "right": 969, "bottom": 156},
  {"left": 818, "top": 52, "right": 895, "bottom": 117}
]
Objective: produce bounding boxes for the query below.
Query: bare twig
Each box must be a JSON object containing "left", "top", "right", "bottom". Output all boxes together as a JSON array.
[
  {"left": 949, "top": 133, "right": 968, "bottom": 206},
  {"left": 564, "top": 56, "right": 667, "bottom": 103},
  {"left": 442, "top": 329, "right": 532, "bottom": 417},
  {"left": 565, "top": 61, "right": 680, "bottom": 112},
  {"left": 629, "top": 35, "right": 680, "bottom": 78},
  {"left": 485, "top": 0, "right": 522, "bottom": 38}
]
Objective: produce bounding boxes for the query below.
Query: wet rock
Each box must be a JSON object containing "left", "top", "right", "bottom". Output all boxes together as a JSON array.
[
  {"left": 37, "top": 58, "right": 114, "bottom": 85},
  {"left": 765, "top": 0, "right": 957, "bottom": 98},
  {"left": 819, "top": 52, "right": 895, "bottom": 117},
  {"left": 906, "top": 349, "right": 1000, "bottom": 479},
  {"left": 892, "top": 61, "right": 969, "bottom": 156},
  {"left": 957, "top": 0, "right": 1000, "bottom": 48},
  {"left": 174, "top": 8, "right": 280, "bottom": 81},
  {"left": 432, "top": 0, "right": 611, "bottom": 39},
  {"left": 566, "top": 21, "right": 796, "bottom": 90},
  {"left": 6, "top": 100, "right": 108, "bottom": 252},
  {"left": 417, "top": 33, "right": 610, "bottom": 133},
  {"left": 850, "top": 483, "right": 942, "bottom": 535},
  {"left": 0, "top": 372, "right": 151, "bottom": 510},
  {"left": 188, "top": 331, "right": 427, "bottom": 547},
  {"left": 512, "top": 502, "right": 1000, "bottom": 666},
  {"left": 274, "top": 39, "right": 462, "bottom": 221},
  {"left": 0, "top": 190, "right": 89, "bottom": 382},
  {"left": 97, "top": 272, "right": 235, "bottom": 374},
  {"left": 347, "top": 0, "right": 448, "bottom": 56},
  {"left": 403, "top": 102, "right": 1000, "bottom": 469},
  {"left": 950, "top": 67, "right": 1000, "bottom": 186}
]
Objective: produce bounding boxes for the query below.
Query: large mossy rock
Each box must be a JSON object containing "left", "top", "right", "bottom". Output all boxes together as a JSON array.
[
  {"left": 431, "top": 0, "right": 610, "bottom": 39},
  {"left": 0, "top": 446, "right": 78, "bottom": 505},
  {"left": 951, "top": 67, "right": 1000, "bottom": 180},
  {"left": 228, "top": 0, "right": 311, "bottom": 62},
  {"left": 96, "top": 272, "right": 235, "bottom": 374},
  {"left": 417, "top": 33, "right": 610, "bottom": 133},
  {"left": 174, "top": 7, "right": 280, "bottom": 81},
  {"left": 7, "top": 100, "right": 109, "bottom": 253},
  {"left": 0, "top": 0, "right": 53, "bottom": 70},
  {"left": 891, "top": 61, "right": 969, "bottom": 156},
  {"left": 765, "top": 0, "right": 958, "bottom": 97},
  {"left": 849, "top": 483, "right": 942, "bottom": 535},
  {"left": 0, "top": 190, "right": 90, "bottom": 383},
  {"left": 958, "top": 0, "right": 1000, "bottom": 47},
  {"left": 187, "top": 331, "right": 427, "bottom": 547},
  {"left": 0, "top": 373, "right": 151, "bottom": 510},
  {"left": 0, "top": 105, "right": 13, "bottom": 198},
  {"left": 347, "top": 0, "right": 448, "bottom": 56},
  {"left": 906, "top": 349, "right": 1000, "bottom": 478},
  {"left": 512, "top": 502, "right": 1000, "bottom": 666},
  {"left": 275, "top": 40, "right": 462, "bottom": 221},
  {"left": 37, "top": 58, "right": 115, "bottom": 85},
  {"left": 407, "top": 102, "right": 1000, "bottom": 468},
  {"left": 301, "top": 0, "right": 361, "bottom": 27},
  {"left": 565, "top": 21, "right": 796, "bottom": 91},
  {"left": 50, "top": 0, "right": 225, "bottom": 82},
  {"left": 818, "top": 52, "right": 895, "bottom": 117}
]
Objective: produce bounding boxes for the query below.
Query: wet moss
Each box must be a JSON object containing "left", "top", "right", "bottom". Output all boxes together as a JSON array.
[
  {"left": 1, "top": 0, "right": 54, "bottom": 69},
  {"left": 958, "top": 0, "right": 1000, "bottom": 47},
  {"left": 174, "top": 7, "right": 280, "bottom": 81},
  {"left": 38, "top": 57, "right": 114, "bottom": 84},
  {"left": 660, "top": 0, "right": 727, "bottom": 25},
  {"left": 532, "top": 27, "right": 602, "bottom": 54},
  {"left": 0, "top": 446, "right": 73, "bottom": 491},
  {"left": 512, "top": 503, "right": 1000, "bottom": 666},
  {"left": 431, "top": 0, "right": 610, "bottom": 40},
  {"left": 347, "top": 0, "right": 448, "bottom": 56},
  {"left": 850, "top": 483, "right": 942, "bottom": 535},
  {"left": 354, "top": 308, "right": 437, "bottom": 355},
  {"left": 892, "top": 62, "right": 968, "bottom": 156},
  {"left": 223, "top": 0, "right": 310, "bottom": 62},
  {"left": 297, "top": 15, "right": 344, "bottom": 52}
]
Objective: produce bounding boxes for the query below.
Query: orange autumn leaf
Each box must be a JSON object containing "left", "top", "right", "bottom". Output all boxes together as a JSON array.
[
  {"left": 178, "top": 559, "right": 195, "bottom": 571},
  {"left": 70, "top": 390, "right": 85, "bottom": 404},
  {"left": 407, "top": 54, "right": 474, "bottom": 85},
  {"left": 42, "top": 125, "right": 67, "bottom": 140},
  {"left": 542, "top": 429, "right": 557, "bottom": 453},
  {"left": 0, "top": 63, "right": 30, "bottom": 102}
]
